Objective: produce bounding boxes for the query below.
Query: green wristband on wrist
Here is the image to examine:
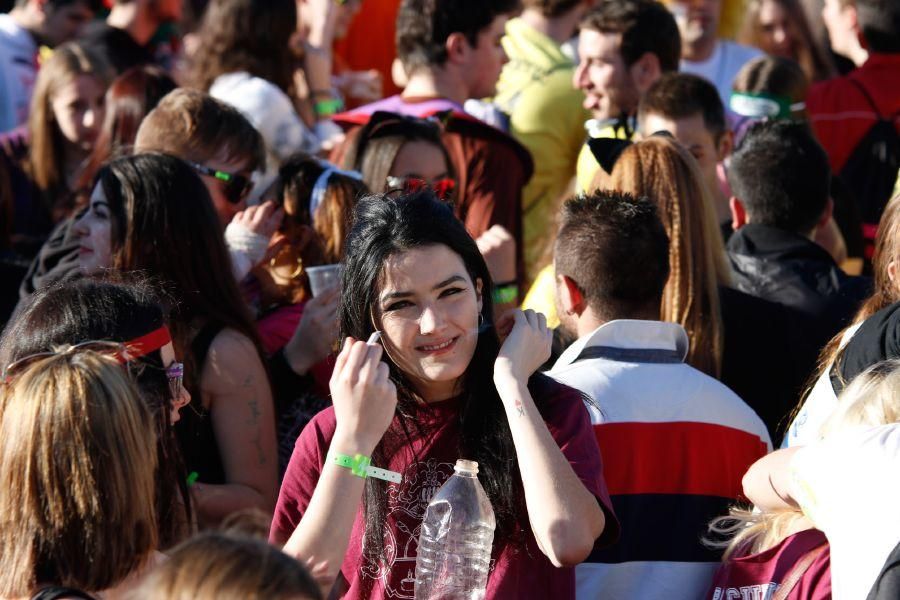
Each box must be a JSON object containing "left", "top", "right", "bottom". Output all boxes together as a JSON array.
[
  {"left": 315, "top": 97, "right": 344, "bottom": 117},
  {"left": 328, "top": 451, "right": 402, "bottom": 483},
  {"left": 492, "top": 283, "right": 518, "bottom": 305}
]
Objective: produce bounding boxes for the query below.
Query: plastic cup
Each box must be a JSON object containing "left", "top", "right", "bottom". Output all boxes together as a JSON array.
[{"left": 306, "top": 264, "right": 342, "bottom": 297}]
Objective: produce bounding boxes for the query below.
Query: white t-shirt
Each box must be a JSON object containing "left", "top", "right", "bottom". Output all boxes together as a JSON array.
[
  {"left": 784, "top": 323, "right": 863, "bottom": 448},
  {"left": 792, "top": 424, "right": 900, "bottom": 599},
  {"left": 0, "top": 14, "right": 38, "bottom": 133},
  {"left": 680, "top": 40, "right": 762, "bottom": 108},
  {"left": 210, "top": 72, "right": 320, "bottom": 200}
]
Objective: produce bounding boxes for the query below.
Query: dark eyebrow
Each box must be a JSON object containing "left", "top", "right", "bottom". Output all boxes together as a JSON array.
[{"left": 381, "top": 275, "right": 467, "bottom": 302}]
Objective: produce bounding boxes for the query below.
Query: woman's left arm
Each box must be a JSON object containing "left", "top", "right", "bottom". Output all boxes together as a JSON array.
[{"left": 494, "top": 310, "right": 606, "bottom": 567}]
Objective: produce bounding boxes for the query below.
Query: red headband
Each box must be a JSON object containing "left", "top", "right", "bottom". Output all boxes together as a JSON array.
[{"left": 122, "top": 325, "right": 172, "bottom": 361}]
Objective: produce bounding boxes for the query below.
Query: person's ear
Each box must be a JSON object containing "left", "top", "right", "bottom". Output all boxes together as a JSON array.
[
  {"left": 445, "top": 32, "right": 471, "bottom": 66},
  {"left": 730, "top": 196, "right": 748, "bottom": 230},
  {"left": 631, "top": 52, "right": 662, "bottom": 94},
  {"left": 716, "top": 129, "right": 734, "bottom": 162},
  {"left": 888, "top": 260, "right": 898, "bottom": 284},
  {"left": 557, "top": 274, "right": 585, "bottom": 316}
]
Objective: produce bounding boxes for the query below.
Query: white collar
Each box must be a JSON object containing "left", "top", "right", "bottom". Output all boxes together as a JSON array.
[{"left": 552, "top": 319, "right": 689, "bottom": 370}]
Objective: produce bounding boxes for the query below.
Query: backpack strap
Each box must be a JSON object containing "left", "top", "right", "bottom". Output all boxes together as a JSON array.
[
  {"left": 772, "top": 542, "right": 828, "bottom": 600},
  {"left": 846, "top": 78, "right": 900, "bottom": 120}
]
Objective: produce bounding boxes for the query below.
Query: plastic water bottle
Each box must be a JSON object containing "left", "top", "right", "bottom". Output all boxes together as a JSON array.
[{"left": 414, "top": 459, "right": 496, "bottom": 600}]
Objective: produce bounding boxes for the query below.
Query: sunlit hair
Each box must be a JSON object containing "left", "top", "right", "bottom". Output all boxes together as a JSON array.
[
  {"left": 737, "top": 0, "right": 835, "bottom": 82},
  {"left": 257, "top": 154, "right": 368, "bottom": 306},
  {"left": 609, "top": 135, "right": 731, "bottom": 377},
  {"left": 131, "top": 531, "right": 321, "bottom": 600},
  {"left": 794, "top": 195, "right": 900, "bottom": 417},
  {"left": 0, "top": 350, "right": 157, "bottom": 596},
  {"left": 26, "top": 42, "right": 111, "bottom": 216},
  {"left": 708, "top": 358, "right": 900, "bottom": 558}
]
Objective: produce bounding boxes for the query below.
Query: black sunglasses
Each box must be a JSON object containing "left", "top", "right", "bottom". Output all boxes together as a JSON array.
[{"left": 187, "top": 161, "right": 254, "bottom": 205}]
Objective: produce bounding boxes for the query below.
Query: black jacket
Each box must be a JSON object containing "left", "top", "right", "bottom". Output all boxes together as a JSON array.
[{"left": 727, "top": 223, "right": 871, "bottom": 348}]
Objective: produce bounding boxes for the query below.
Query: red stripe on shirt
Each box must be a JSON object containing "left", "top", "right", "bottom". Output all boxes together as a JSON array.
[{"left": 593, "top": 421, "right": 768, "bottom": 498}]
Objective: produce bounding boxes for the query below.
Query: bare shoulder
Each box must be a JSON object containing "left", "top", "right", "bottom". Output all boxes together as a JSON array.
[{"left": 200, "top": 328, "right": 267, "bottom": 393}]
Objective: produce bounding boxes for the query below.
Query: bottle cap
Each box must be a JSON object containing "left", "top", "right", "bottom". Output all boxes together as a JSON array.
[{"left": 454, "top": 459, "right": 479, "bottom": 474}]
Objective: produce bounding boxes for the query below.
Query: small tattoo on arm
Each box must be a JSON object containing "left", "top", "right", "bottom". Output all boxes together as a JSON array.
[
  {"left": 246, "top": 399, "right": 261, "bottom": 426},
  {"left": 514, "top": 398, "right": 525, "bottom": 417},
  {"left": 251, "top": 431, "right": 266, "bottom": 465}
]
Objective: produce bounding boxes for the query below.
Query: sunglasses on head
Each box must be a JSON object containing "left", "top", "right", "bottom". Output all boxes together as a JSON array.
[
  {"left": 386, "top": 175, "right": 456, "bottom": 200},
  {"left": 187, "top": 161, "right": 254, "bottom": 205},
  {"left": 3, "top": 327, "right": 185, "bottom": 402}
]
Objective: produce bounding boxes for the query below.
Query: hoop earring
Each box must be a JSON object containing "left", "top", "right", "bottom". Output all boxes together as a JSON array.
[
  {"left": 478, "top": 313, "right": 484, "bottom": 328},
  {"left": 289, "top": 256, "right": 304, "bottom": 279}
]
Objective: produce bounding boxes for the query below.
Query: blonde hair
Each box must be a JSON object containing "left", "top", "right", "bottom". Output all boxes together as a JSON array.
[
  {"left": 0, "top": 350, "right": 158, "bottom": 596},
  {"left": 710, "top": 358, "right": 900, "bottom": 558},
  {"left": 131, "top": 531, "right": 321, "bottom": 600},
  {"left": 794, "top": 195, "right": 900, "bottom": 422},
  {"left": 609, "top": 136, "right": 732, "bottom": 377},
  {"left": 26, "top": 43, "right": 111, "bottom": 209}
]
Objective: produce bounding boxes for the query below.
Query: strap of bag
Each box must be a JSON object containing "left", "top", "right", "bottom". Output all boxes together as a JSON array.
[
  {"left": 772, "top": 543, "right": 828, "bottom": 600},
  {"left": 846, "top": 78, "right": 900, "bottom": 120}
]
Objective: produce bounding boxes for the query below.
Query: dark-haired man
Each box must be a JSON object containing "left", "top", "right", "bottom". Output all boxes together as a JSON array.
[
  {"left": 333, "top": 0, "right": 532, "bottom": 288},
  {"left": 548, "top": 190, "right": 770, "bottom": 600},
  {"left": 571, "top": 0, "right": 680, "bottom": 192},
  {"left": 0, "top": 0, "right": 101, "bottom": 131},
  {"left": 727, "top": 120, "right": 870, "bottom": 344},
  {"left": 637, "top": 72, "right": 733, "bottom": 231}
]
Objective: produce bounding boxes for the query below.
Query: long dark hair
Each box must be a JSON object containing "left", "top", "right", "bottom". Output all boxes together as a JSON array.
[
  {"left": 188, "top": 0, "right": 298, "bottom": 94},
  {"left": 341, "top": 191, "right": 545, "bottom": 572},
  {"left": 95, "top": 153, "right": 263, "bottom": 388},
  {"left": 0, "top": 276, "right": 193, "bottom": 549}
]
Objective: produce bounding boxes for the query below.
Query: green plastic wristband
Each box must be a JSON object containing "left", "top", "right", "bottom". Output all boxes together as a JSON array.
[
  {"left": 315, "top": 97, "right": 344, "bottom": 117},
  {"left": 492, "top": 284, "right": 518, "bottom": 305},
  {"left": 330, "top": 452, "right": 371, "bottom": 478}
]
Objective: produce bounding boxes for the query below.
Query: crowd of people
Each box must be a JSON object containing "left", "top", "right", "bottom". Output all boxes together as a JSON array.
[{"left": 0, "top": 0, "right": 899, "bottom": 598}]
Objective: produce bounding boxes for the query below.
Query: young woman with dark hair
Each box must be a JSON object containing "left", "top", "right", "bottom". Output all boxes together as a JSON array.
[
  {"left": 72, "top": 152, "right": 278, "bottom": 526},
  {"left": 0, "top": 276, "right": 193, "bottom": 549},
  {"left": 270, "top": 191, "right": 617, "bottom": 599}
]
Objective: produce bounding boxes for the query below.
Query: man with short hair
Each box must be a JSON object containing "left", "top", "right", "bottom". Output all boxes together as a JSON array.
[
  {"left": 493, "top": 0, "right": 595, "bottom": 282},
  {"left": 79, "top": 0, "right": 182, "bottom": 75},
  {"left": 727, "top": 120, "right": 870, "bottom": 344},
  {"left": 807, "top": 0, "right": 900, "bottom": 250},
  {"left": 637, "top": 72, "right": 733, "bottom": 230},
  {"left": 333, "top": 0, "right": 532, "bottom": 286},
  {"left": 0, "top": 0, "right": 100, "bottom": 132},
  {"left": 549, "top": 190, "right": 771, "bottom": 600},
  {"left": 669, "top": 0, "right": 761, "bottom": 106},
  {"left": 571, "top": 0, "right": 680, "bottom": 192}
]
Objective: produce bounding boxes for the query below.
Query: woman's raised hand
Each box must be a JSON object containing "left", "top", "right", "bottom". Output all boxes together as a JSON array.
[
  {"left": 494, "top": 309, "right": 552, "bottom": 385},
  {"left": 330, "top": 337, "right": 397, "bottom": 454}
]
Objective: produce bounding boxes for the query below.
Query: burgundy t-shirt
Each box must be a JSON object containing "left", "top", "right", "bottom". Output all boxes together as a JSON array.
[
  {"left": 706, "top": 528, "right": 832, "bottom": 600},
  {"left": 270, "top": 380, "right": 618, "bottom": 599}
]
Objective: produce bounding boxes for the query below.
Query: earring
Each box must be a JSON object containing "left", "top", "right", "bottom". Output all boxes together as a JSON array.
[
  {"left": 289, "top": 255, "right": 304, "bottom": 279},
  {"left": 478, "top": 313, "right": 484, "bottom": 328}
]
